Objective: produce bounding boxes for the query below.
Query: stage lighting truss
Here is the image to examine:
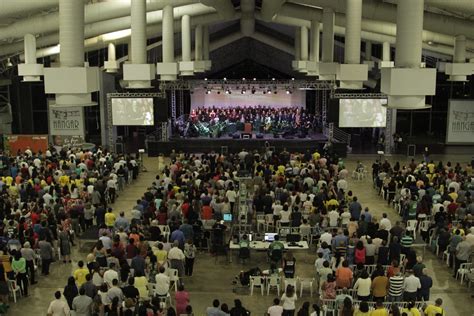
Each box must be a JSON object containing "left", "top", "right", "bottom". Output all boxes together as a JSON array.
[
  {"left": 331, "top": 92, "right": 387, "bottom": 99},
  {"left": 159, "top": 79, "right": 335, "bottom": 92}
]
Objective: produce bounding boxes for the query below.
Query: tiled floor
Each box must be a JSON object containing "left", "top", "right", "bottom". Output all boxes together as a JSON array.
[{"left": 10, "top": 153, "right": 474, "bottom": 315}]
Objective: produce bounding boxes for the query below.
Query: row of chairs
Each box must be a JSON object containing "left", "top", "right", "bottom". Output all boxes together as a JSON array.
[
  {"left": 250, "top": 275, "right": 315, "bottom": 297},
  {"left": 321, "top": 299, "right": 433, "bottom": 316}
]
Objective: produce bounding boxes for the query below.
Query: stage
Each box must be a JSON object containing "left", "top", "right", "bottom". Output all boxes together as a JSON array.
[{"left": 145, "top": 132, "right": 342, "bottom": 156}]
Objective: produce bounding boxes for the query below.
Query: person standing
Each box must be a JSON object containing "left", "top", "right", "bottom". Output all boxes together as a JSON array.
[
  {"left": 418, "top": 268, "right": 433, "bottom": 301},
  {"left": 20, "top": 241, "right": 37, "bottom": 285},
  {"left": 184, "top": 239, "right": 196, "bottom": 277},
  {"left": 72, "top": 287, "right": 93, "bottom": 316},
  {"left": 47, "top": 291, "right": 70, "bottom": 316},
  {"left": 39, "top": 236, "right": 54, "bottom": 276},
  {"left": 403, "top": 271, "right": 421, "bottom": 301},
  {"left": 453, "top": 237, "right": 473, "bottom": 278},
  {"left": 11, "top": 252, "right": 28, "bottom": 297},
  {"left": 267, "top": 298, "right": 284, "bottom": 316},
  {"left": 168, "top": 241, "right": 186, "bottom": 281},
  {"left": 175, "top": 284, "right": 190, "bottom": 316},
  {"left": 281, "top": 285, "right": 297, "bottom": 316}
]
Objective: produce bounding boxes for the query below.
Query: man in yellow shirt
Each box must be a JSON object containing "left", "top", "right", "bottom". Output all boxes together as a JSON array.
[
  {"left": 424, "top": 298, "right": 445, "bottom": 316},
  {"left": 104, "top": 208, "right": 116, "bottom": 229},
  {"left": 73, "top": 260, "right": 89, "bottom": 286}
]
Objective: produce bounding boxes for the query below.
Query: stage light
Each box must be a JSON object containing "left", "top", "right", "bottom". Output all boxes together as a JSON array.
[
  {"left": 267, "top": 90, "right": 272, "bottom": 94},
  {"left": 272, "top": 78, "right": 275, "bottom": 81},
  {"left": 204, "top": 78, "right": 208, "bottom": 81},
  {"left": 223, "top": 77, "right": 227, "bottom": 81},
  {"left": 242, "top": 77, "right": 246, "bottom": 81},
  {"left": 291, "top": 78, "right": 295, "bottom": 81},
  {"left": 241, "top": 90, "right": 246, "bottom": 94},
  {"left": 251, "top": 88, "right": 256, "bottom": 94},
  {"left": 253, "top": 78, "right": 256, "bottom": 81},
  {"left": 206, "top": 89, "right": 211, "bottom": 94},
  {"left": 286, "top": 90, "right": 292, "bottom": 94}
]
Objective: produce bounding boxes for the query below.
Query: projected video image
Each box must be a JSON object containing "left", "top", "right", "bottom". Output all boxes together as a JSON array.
[
  {"left": 112, "top": 98, "right": 154, "bottom": 126},
  {"left": 339, "top": 99, "right": 387, "bottom": 128}
]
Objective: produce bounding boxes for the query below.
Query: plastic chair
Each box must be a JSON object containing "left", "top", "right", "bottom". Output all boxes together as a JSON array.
[
  {"left": 249, "top": 276, "right": 265, "bottom": 296},
  {"left": 406, "top": 220, "right": 418, "bottom": 239},
  {"left": 256, "top": 214, "right": 266, "bottom": 232},
  {"left": 456, "top": 263, "right": 472, "bottom": 284},
  {"left": 167, "top": 268, "right": 179, "bottom": 291},
  {"left": 266, "top": 275, "right": 281, "bottom": 296},
  {"left": 284, "top": 278, "right": 297, "bottom": 291},
  {"left": 298, "top": 277, "right": 314, "bottom": 297},
  {"left": 321, "top": 299, "right": 337, "bottom": 316},
  {"left": 8, "top": 279, "right": 21, "bottom": 303}
]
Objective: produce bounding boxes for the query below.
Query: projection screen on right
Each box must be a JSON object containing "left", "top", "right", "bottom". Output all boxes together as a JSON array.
[{"left": 339, "top": 99, "right": 387, "bottom": 128}]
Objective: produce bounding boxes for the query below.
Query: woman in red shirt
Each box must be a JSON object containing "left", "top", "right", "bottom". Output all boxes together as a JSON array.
[
  {"left": 201, "top": 205, "right": 213, "bottom": 220},
  {"left": 354, "top": 241, "right": 366, "bottom": 265}
]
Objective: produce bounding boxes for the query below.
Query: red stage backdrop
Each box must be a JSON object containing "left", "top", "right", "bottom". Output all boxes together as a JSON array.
[{"left": 3, "top": 135, "right": 48, "bottom": 154}]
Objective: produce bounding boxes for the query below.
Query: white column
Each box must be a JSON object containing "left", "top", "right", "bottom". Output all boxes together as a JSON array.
[
  {"left": 108, "top": 43, "right": 116, "bottom": 62},
  {"left": 162, "top": 5, "right": 174, "bottom": 64},
  {"left": 382, "top": 41, "right": 391, "bottom": 61},
  {"left": 59, "top": 0, "right": 84, "bottom": 67},
  {"left": 203, "top": 25, "right": 210, "bottom": 60},
  {"left": 344, "top": 0, "right": 362, "bottom": 65},
  {"left": 454, "top": 35, "right": 466, "bottom": 63},
  {"left": 131, "top": 0, "right": 146, "bottom": 64},
  {"left": 321, "top": 8, "right": 334, "bottom": 63},
  {"left": 104, "top": 42, "right": 118, "bottom": 73},
  {"left": 195, "top": 24, "right": 203, "bottom": 61},
  {"left": 365, "top": 41, "right": 372, "bottom": 61},
  {"left": 310, "top": 20, "right": 320, "bottom": 63},
  {"left": 181, "top": 15, "right": 191, "bottom": 62},
  {"left": 24, "top": 34, "right": 37, "bottom": 65},
  {"left": 294, "top": 27, "right": 301, "bottom": 60},
  {"left": 300, "top": 26, "right": 309, "bottom": 61},
  {"left": 395, "top": 0, "right": 424, "bottom": 68}
]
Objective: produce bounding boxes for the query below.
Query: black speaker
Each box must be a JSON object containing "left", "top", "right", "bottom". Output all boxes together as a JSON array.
[
  {"left": 155, "top": 97, "right": 168, "bottom": 122},
  {"left": 256, "top": 133, "right": 264, "bottom": 139},
  {"left": 232, "top": 133, "right": 240, "bottom": 139},
  {"left": 273, "top": 133, "right": 280, "bottom": 139}
]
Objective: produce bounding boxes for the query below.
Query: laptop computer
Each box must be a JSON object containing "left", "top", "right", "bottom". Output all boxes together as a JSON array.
[
  {"left": 264, "top": 233, "right": 277, "bottom": 242},
  {"left": 223, "top": 213, "right": 233, "bottom": 222}
]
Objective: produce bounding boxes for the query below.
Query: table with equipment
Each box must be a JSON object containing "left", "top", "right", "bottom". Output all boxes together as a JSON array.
[{"left": 228, "top": 240, "right": 309, "bottom": 263}]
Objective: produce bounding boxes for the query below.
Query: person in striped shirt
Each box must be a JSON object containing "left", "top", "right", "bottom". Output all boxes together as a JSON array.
[
  {"left": 388, "top": 271, "right": 404, "bottom": 302},
  {"left": 400, "top": 232, "right": 414, "bottom": 254}
]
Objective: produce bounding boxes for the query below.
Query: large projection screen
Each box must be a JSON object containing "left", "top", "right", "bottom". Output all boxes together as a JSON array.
[
  {"left": 112, "top": 98, "right": 154, "bottom": 126},
  {"left": 339, "top": 99, "right": 387, "bottom": 127},
  {"left": 446, "top": 99, "right": 474, "bottom": 144}
]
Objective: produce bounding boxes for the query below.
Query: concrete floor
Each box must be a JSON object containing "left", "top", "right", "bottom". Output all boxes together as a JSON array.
[{"left": 9, "top": 153, "right": 474, "bottom": 315}]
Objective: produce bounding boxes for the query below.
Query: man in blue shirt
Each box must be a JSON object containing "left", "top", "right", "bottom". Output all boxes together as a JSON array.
[
  {"left": 349, "top": 196, "right": 362, "bottom": 220},
  {"left": 170, "top": 228, "right": 185, "bottom": 248}
]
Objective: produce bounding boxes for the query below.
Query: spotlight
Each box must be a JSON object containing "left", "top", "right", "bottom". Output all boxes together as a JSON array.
[
  {"left": 225, "top": 88, "right": 231, "bottom": 94},
  {"left": 272, "top": 77, "right": 275, "bottom": 81},
  {"left": 223, "top": 77, "right": 227, "bottom": 81},
  {"left": 253, "top": 78, "right": 257, "bottom": 81},
  {"left": 267, "top": 90, "right": 272, "bottom": 94},
  {"left": 286, "top": 90, "right": 292, "bottom": 94},
  {"left": 242, "top": 77, "right": 246, "bottom": 81},
  {"left": 204, "top": 78, "right": 208, "bottom": 81},
  {"left": 6, "top": 58, "right": 13, "bottom": 67},
  {"left": 206, "top": 89, "right": 211, "bottom": 94},
  {"left": 291, "top": 78, "right": 295, "bottom": 81},
  {"left": 241, "top": 88, "right": 246, "bottom": 94}
]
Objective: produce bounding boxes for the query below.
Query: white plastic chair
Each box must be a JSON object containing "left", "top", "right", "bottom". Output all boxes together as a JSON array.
[
  {"left": 265, "top": 214, "right": 275, "bottom": 231},
  {"left": 284, "top": 278, "right": 297, "bottom": 291},
  {"left": 406, "top": 220, "right": 418, "bottom": 240},
  {"left": 298, "top": 277, "right": 314, "bottom": 297},
  {"left": 8, "top": 279, "right": 21, "bottom": 303},
  {"left": 167, "top": 268, "right": 179, "bottom": 291},
  {"left": 321, "top": 299, "right": 337, "bottom": 316},
  {"left": 267, "top": 275, "right": 281, "bottom": 296},
  {"left": 249, "top": 276, "right": 265, "bottom": 296},
  {"left": 256, "top": 214, "right": 266, "bottom": 232},
  {"left": 456, "top": 263, "right": 472, "bottom": 284}
]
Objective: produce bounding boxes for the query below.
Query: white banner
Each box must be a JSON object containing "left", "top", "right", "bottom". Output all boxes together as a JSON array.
[
  {"left": 446, "top": 100, "right": 474, "bottom": 144},
  {"left": 48, "top": 106, "right": 85, "bottom": 137}
]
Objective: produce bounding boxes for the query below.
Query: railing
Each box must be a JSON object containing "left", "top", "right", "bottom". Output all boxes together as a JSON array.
[{"left": 326, "top": 123, "right": 351, "bottom": 145}]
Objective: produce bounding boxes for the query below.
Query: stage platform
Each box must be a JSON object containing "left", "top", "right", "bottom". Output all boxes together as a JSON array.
[{"left": 146, "top": 132, "right": 339, "bottom": 156}]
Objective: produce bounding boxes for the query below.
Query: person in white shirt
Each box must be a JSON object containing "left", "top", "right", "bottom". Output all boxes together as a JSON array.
[
  {"left": 337, "top": 178, "right": 348, "bottom": 192},
  {"left": 328, "top": 209, "right": 340, "bottom": 227},
  {"left": 225, "top": 188, "right": 237, "bottom": 213},
  {"left": 320, "top": 231, "right": 332, "bottom": 246},
  {"left": 168, "top": 241, "right": 185, "bottom": 278},
  {"left": 403, "top": 271, "right": 421, "bottom": 301},
  {"left": 280, "top": 284, "right": 298, "bottom": 314},
  {"left": 103, "top": 264, "right": 119, "bottom": 288},
  {"left": 155, "top": 267, "right": 171, "bottom": 296},
  {"left": 341, "top": 210, "right": 351, "bottom": 226},
  {"left": 267, "top": 298, "right": 284, "bottom": 316},
  {"left": 47, "top": 291, "right": 70, "bottom": 316},
  {"left": 279, "top": 205, "right": 291, "bottom": 226},
  {"left": 272, "top": 201, "right": 283, "bottom": 218},
  {"left": 380, "top": 213, "right": 392, "bottom": 231}
]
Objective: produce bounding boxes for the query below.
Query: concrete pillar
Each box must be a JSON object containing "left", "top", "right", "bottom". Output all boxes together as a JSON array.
[
  {"left": 395, "top": 0, "right": 424, "bottom": 68},
  {"left": 382, "top": 41, "right": 391, "bottom": 61},
  {"left": 365, "top": 41, "right": 372, "bottom": 61},
  {"left": 181, "top": 15, "right": 191, "bottom": 62},
  {"left": 310, "top": 20, "right": 320, "bottom": 62},
  {"left": 454, "top": 35, "right": 466, "bottom": 63},
  {"left": 195, "top": 24, "right": 203, "bottom": 61},
  {"left": 344, "top": 0, "right": 362, "bottom": 64},
  {"left": 295, "top": 27, "right": 301, "bottom": 60},
  {"left": 322, "top": 8, "right": 334, "bottom": 63},
  {"left": 300, "top": 26, "right": 309, "bottom": 61},
  {"left": 131, "top": 0, "right": 146, "bottom": 64},
  {"left": 162, "top": 5, "right": 174, "bottom": 64},
  {"left": 203, "top": 25, "right": 210, "bottom": 60}
]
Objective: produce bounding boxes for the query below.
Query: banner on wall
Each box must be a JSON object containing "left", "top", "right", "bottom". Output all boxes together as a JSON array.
[
  {"left": 446, "top": 100, "right": 474, "bottom": 144},
  {"left": 48, "top": 106, "right": 85, "bottom": 136},
  {"left": 3, "top": 135, "right": 48, "bottom": 154}
]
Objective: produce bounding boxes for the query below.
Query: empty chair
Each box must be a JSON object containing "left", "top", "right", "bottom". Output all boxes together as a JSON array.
[
  {"left": 406, "top": 220, "right": 418, "bottom": 240},
  {"left": 298, "top": 277, "right": 315, "bottom": 297},
  {"left": 267, "top": 275, "right": 281, "bottom": 296},
  {"left": 284, "top": 278, "right": 297, "bottom": 291},
  {"left": 256, "top": 214, "right": 266, "bottom": 232},
  {"left": 250, "top": 276, "right": 265, "bottom": 296},
  {"left": 167, "top": 268, "right": 179, "bottom": 291},
  {"left": 456, "top": 263, "right": 472, "bottom": 284}
]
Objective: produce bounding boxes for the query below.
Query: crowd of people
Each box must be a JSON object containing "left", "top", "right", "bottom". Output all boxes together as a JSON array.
[
  {"left": 2, "top": 142, "right": 472, "bottom": 316},
  {"left": 0, "top": 146, "right": 139, "bottom": 314},
  {"left": 177, "top": 106, "right": 318, "bottom": 138}
]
